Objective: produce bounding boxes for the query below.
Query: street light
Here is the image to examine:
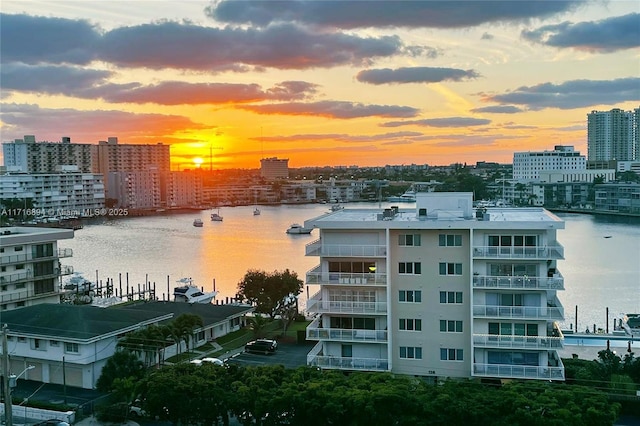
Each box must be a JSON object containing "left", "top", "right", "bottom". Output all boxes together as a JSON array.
[{"left": 4, "top": 365, "right": 34, "bottom": 426}]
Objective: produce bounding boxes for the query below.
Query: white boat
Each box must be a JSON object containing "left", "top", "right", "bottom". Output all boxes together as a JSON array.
[
  {"left": 387, "top": 189, "right": 416, "bottom": 202},
  {"left": 330, "top": 204, "right": 344, "bottom": 212},
  {"left": 286, "top": 223, "right": 313, "bottom": 234},
  {"left": 173, "top": 278, "right": 218, "bottom": 304},
  {"left": 253, "top": 207, "right": 261, "bottom": 216},
  {"left": 63, "top": 273, "right": 96, "bottom": 294},
  {"left": 211, "top": 209, "right": 223, "bottom": 221},
  {"left": 193, "top": 219, "right": 204, "bottom": 227}
]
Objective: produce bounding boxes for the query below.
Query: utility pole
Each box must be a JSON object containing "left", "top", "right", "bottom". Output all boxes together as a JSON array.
[{"left": 3, "top": 324, "right": 12, "bottom": 426}]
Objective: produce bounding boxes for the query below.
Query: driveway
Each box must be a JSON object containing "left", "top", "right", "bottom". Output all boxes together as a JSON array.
[{"left": 226, "top": 341, "right": 316, "bottom": 369}]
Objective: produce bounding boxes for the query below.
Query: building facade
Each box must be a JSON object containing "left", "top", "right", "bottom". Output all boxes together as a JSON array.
[
  {"left": 513, "top": 146, "right": 586, "bottom": 182},
  {"left": 594, "top": 183, "right": 640, "bottom": 214},
  {"left": 260, "top": 157, "right": 289, "bottom": 180},
  {"left": 587, "top": 107, "right": 640, "bottom": 162},
  {"left": 0, "top": 227, "right": 74, "bottom": 311},
  {"left": 304, "top": 193, "right": 565, "bottom": 382},
  {"left": 2, "top": 136, "right": 93, "bottom": 173},
  {"left": 0, "top": 171, "right": 105, "bottom": 216}
]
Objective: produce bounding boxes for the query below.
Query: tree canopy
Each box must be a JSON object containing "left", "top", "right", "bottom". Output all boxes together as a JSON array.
[{"left": 236, "top": 269, "right": 303, "bottom": 319}]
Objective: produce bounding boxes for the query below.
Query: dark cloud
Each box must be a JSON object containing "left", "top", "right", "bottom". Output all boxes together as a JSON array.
[
  {"left": 238, "top": 101, "right": 420, "bottom": 119},
  {"left": 0, "top": 13, "right": 100, "bottom": 65},
  {"left": 522, "top": 13, "right": 640, "bottom": 53},
  {"left": 208, "top": 1, "right": 582, "bottom": 29},
  {"left": 381, "top": 117, "right": 491, "bottom": 128},
  {"left": 357, "top": 67, "right": 480, "bottom": 85},
  {"left": 100, "top": 21, "right": 402, "bottom": 70},
  {"left": 259, "top": 131, "right": 422, "bottom": 143},
  {"left": 482, "top": 78, "right": 640, "bottom": 110},
  {"left": 0, "top": 63, "right": 112, "bottom": 95},
  {"left": 470, "top": 105, "right": 523, "bottom": 114},
  {"left": 0, "top": 103, "right": 208, "bottom": 143}
]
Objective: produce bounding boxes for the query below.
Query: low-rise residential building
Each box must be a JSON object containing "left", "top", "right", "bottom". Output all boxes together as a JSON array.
[
  {"left": 0, "top": 302, "right": 254, "bottom": 389},
  {"left": 303, "top": 192, "right": 566, "bottom": 382},
  {"left": 594, "top": 183, "right": 640, "bottom": 214},
  {"left": 0, "top": 227, "right": 74, "bottom": 310}
]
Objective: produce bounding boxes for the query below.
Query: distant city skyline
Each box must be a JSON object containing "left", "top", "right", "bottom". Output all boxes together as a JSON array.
[{"left": 1, "top": 1, "right": 639, "bottom": 170}]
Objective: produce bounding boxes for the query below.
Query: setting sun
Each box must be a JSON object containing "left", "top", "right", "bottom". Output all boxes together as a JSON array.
[{"left": 193, "top": 157, "right": 204, "bottom": 167}]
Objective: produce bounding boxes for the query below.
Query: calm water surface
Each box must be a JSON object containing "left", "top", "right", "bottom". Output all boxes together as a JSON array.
[{"left": 60, "top": 205, "right": 640, "bottom": 329}]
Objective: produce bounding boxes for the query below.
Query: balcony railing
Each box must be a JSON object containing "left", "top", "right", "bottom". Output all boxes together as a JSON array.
[
  {"left": 307, "top": 295, "right": 387, "bottom": 315},
  {"left": 305, "top": 239, "right": 387, "bottom": 257},
  {"left": 307, "top": 342, "right": 389, "bottom": 372},
  {"left": 306, "top": 266, "right": 387, "bottom": 286},
  {"left": 473, "top": 274, "right": 564, "bottom": 291},
  {"left": 473, "top": 304, "right": 564, "bottom": 320},
  {"left": 473, "top": 244, "right": 564, "bottom": 260},
  {"left": 0, "top": 265, "right": 74, "bottom": 284},
  {"left": 307, "top": 327, "right": 388, "bottom": 342},
  {"left": 473, "top": 334, "right": 564, "bottom": 349},
  {"left": 472, "top": 362, "right": 565, "bottom": 381},
  {"left": 0, "top": 248, "right": 74, "bottom": 266},
  {"left": 0, "top": 287, "right": 62, "bottom": 303}
]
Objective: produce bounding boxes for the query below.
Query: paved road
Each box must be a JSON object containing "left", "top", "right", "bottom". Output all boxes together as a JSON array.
[{"left": 226, "top": 341, "right": 316, "bottom": 369}]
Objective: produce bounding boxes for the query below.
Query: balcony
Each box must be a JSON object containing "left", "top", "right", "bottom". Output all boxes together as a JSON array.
[
  {"left": 0, "top": 248, "right": 73, "bottom": 266},
  {"left": 473, "top": 334, "right": 564, "bottom": 350},
  {"left": 473, "top": 273, "right": 564, "bottom": 291},
  {"left": 307, "top": 293, "right": 387, "bottom": 315},
  {"left": 307, "top": 342, "right": 389, "bottom": 372},
  {"left": 306, "top": 266, "right": 386, "bottom": 286},
  {"left": 473, "top": 244, "right": 564, "bottom": 260},
  {"left": 472, "top": 360, "right": 565, "bottom": 381},
  {"left": 306, "top": 317, "right": 387, "bottom": 342},
  {"left": 0, "top": 265, "right": 74, "bottom": 284},
  {"left": 473, "top": 304, "right": 564, "bottom": 321},
  {"left": 305, "top": 239, "right": 387, "bottom": 257}
]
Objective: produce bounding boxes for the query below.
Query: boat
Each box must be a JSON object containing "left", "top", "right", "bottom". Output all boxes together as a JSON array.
[
  {"left": 387, "top": 189, "right": 416, "bottom": 203},
  {"left": 193, "top": 219, "right": 204, "bottom": 227},
  {"left": 286, "top": 223, "right": 313, "bottom": 234},
  {"left": 63, "top": 273, "right": 96, "bottom": 294},
  {"left": 253, "top": 207, "right": 261, "bottom": 216},
  {"left": 211, "top": 209, "right": 223, "bottom": 221},
  {"left": 330, "top": 204, "right": 344, "bottom": 212},
  {"left": 173, "top": 277, "right": 218, "bottom": 304}
]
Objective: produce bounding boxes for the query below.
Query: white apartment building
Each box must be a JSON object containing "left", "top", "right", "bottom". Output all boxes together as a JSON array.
[
  {"left": 108, "top": 170, "right": 161, "bottom": 209},
  {"left": 0, "top": 227, "right": 74, "bottom": 310},
  {"left": 513, "top": 146, "right": 586, "bottom": 182},
  {"left": 0, "top": 170, "right": 105, "bottom": 216},
  {"left": 588, "top": 107, "right": 640, "bottom": 162},
  {"left": 304, "top": 192, "right": 565, "bottom": 382},
  {"left": 2, "top": 136, "right": 94, "bottom": 173},
  {"left": 167, "top": 170, "right": 204, "bottom": 208},
  {"left": 260, "top": 157, "right": 289, "bottom": 180}
]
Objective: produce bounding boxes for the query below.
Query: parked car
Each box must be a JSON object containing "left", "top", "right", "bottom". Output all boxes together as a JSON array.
[
  {"left": 201, "top": 357, "right": 224, "bottom": 366},
  {"left": 245, "top": 339, "right": 278, "bottom": 354}
]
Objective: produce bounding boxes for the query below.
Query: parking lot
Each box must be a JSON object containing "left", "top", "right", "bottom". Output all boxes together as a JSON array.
[{"left": 226, "top": 341, "right": 316, "bottom": 369}]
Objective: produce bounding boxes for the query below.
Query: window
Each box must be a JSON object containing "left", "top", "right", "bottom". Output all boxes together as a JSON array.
[
  {"left": 14, "top": 246, "right": 24, "bottom": 252},
  {"left": 16, "top": 264, "right": 25, "bottom": 270},
  {"left": 439, "top": 262, "right": 462, "bottom": 275},
  {"left": 439, "top": 234, "right": 462, "bottom": 247},
  {"left": 50, "top": 340, "right": 59, "bottom": 347},
  {"left": 439, "top": 291, "right": 463, "bottom": 304},
  {"left": 65, "top": 342, "right": 79, "bottom": 353},
  {"left": 488, "top": 322, "right": 538, "bottom": 337},
  {"left": 439, "top": 320, "right": 463, "bottom": 333},
  {"left": 440, "top": 348, "right": 464, "bottom": 361},
  {"left": 399, "top": 262, "right": 421, "bottom": 274},
  {"left": 399, "top": 234, "right": 421, "bottom": 246},
  {"left": 399, "top": 290, "right": 422, "bottom": 303},
  {"left": 32, "top": 338, "right": 45, "bottom": 350},
  {"left": 18, "top": 337, "right": 26, "bottom": 343},
  {"left": 400, "top": 346, "right": 423, "bottom": 359},
  {"left": 399, "top": 318, "right": 422, "bottom": 331}
]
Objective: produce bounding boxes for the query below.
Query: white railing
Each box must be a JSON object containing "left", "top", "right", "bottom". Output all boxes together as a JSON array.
[
  {"left": 472, "top": 334, "right": 564, "bottom": 349},
  {"left": 472, "top": 244, "right": 564, "bottom": 259},
  {"left": 473, "top": 362, "right": 564, "bottom": 380},
  {"left": 473, "top": 305, "right": 564, "bottom": 320},
  {"left": 0, "top": 248, "right": 73, "bottom": 265},
  {"left": 306, "top": 317, "right": 387, "bottom": 342},
  {"left": 473, "top": 274, "right": 564, "bottom": 290},
  {"left": 306, "top": 297, "right": 387, "bottom": 314},
  {"left": 306, "top": 266, "right": 386, "bottom": 285},
  {"left": 308, "top": 354, "right": 389, "bottom": 372},
  {"left": 305, "top": 239, "right": 387, "bottom": 257}
]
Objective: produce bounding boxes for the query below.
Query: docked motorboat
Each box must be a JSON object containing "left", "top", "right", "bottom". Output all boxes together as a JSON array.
[
  {"left": 193, "top": 219, "right": 204, "bottom": 227},
  {"left": 253, "top": 207, "right": 261, "bottom": 216},
  {"left": 330, "top": 204, "right": 344, "bottom": 212},
  {"left": 173, "top": 278, "right": 217, "bottom": 304},
  {"left": 286, "top": 223, "right": 313, "bottom": 234},
  {"left": 63, "top": 273, "right": 96, "bottom": 294}
]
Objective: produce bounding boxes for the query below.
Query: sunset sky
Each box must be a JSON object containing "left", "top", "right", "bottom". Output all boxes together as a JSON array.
[{"left": 1, "top": 1, "right": 639, "bottom": 170}]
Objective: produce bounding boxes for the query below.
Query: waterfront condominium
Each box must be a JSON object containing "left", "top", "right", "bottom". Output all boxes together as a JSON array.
[
  {"left": 0, "top": 227, "right": 74, "bottom": 311},
  {"left": 512, "top": 145, "right": 586, "bottom": 182},
  {"left": 587, "top": 107, "right": 640, "bottom": 162},
  {"left": 303, "top": 192, "right": 566, "bottom": 382}
]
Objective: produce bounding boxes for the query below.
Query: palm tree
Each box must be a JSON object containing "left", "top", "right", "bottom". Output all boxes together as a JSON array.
[{"left": 247, "top": 314, "right": 269, "bottom": 339}]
